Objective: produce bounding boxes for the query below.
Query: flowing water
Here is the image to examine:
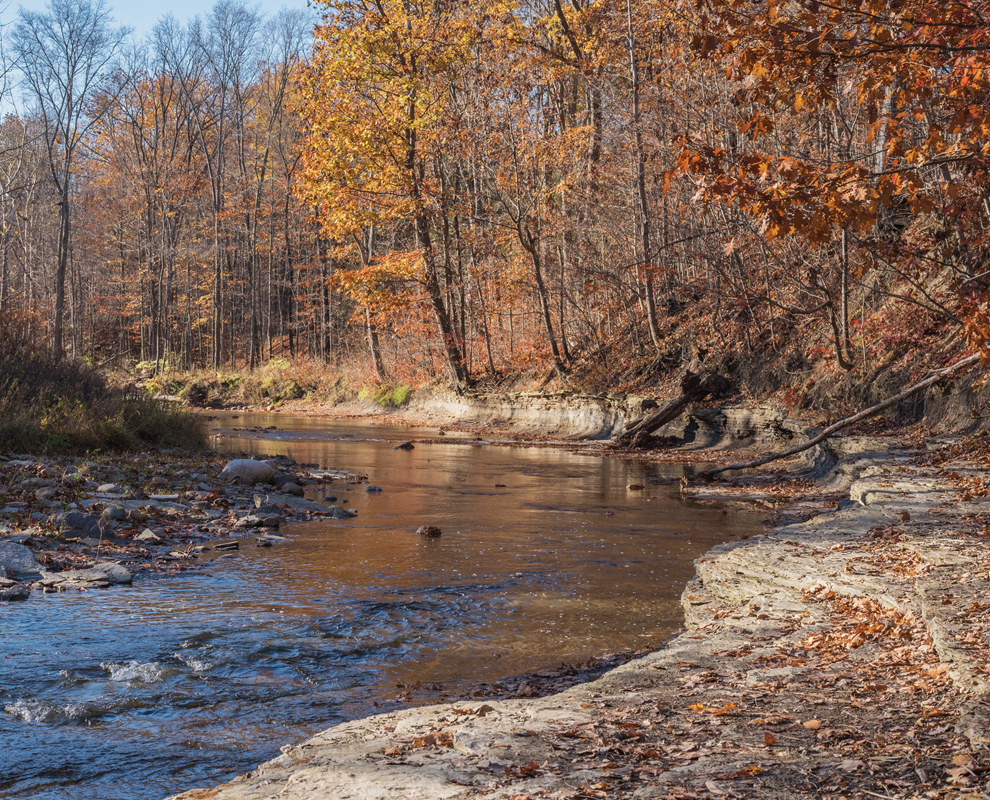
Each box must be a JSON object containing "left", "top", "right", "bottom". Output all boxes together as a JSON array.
[{"left": 1, "top": 414, "right": 763, "bottom": 800}]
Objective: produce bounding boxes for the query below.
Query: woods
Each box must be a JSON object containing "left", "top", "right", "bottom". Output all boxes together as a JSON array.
[{"left": 1, "top": 0, "right": 987, "bottom": 404}]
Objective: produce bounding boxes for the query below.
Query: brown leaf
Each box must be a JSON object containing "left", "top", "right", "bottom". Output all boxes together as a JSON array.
[
  {"left": 764, "top": 732, "right": 776, "bottom": 746},
  {"left": 803, "top": 719, "right": 822, "bottom": 730}
]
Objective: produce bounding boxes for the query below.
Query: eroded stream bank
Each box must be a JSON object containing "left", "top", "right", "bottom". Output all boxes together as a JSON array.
[{"left": 165, "top": 430, "right": 990, "bottom": 800}]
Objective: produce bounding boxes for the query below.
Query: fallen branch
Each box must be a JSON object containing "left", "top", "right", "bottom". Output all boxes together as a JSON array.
[
  {"left": 697, "top": 352, "right": 982, "bottom": 481},
  {"left": 615, "top": 370, "right": 733, "bottom": 448}
]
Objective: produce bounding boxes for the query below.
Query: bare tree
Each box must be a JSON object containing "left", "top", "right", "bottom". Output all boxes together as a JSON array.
[{"left": 13, "top": 0, "right": 129, "bottom": 354}]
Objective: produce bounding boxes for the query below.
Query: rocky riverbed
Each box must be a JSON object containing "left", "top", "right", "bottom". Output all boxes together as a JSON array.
[
  {"left": 161, "top": 434, "right": 990, "bottom": 800},
  {"left": 0, "top": 449, "right": 364, "bottom": 600}
]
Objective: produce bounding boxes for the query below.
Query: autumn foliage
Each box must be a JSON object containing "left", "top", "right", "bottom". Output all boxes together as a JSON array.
[{"left": 1, "top": 0, "right": 987, "bottom": 407}]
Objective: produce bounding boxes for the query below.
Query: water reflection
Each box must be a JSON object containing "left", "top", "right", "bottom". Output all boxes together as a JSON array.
[{"left": 0, "top": 414, "right": 763, "bottom": 800}]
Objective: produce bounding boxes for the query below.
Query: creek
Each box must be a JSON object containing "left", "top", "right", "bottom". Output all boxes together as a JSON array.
[{"left": 1, "top": 414, "right": 762, "bottom": 800}]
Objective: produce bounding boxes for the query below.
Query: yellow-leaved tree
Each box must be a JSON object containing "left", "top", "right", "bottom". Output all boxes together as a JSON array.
[{"left": 298, "top": 0, "right": 491, "bottom": 390}]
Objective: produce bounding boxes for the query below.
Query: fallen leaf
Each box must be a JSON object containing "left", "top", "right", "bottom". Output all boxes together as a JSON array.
[
  {"left": 764, "top": 732, "right": 776, "bottom": 746},
  {"left": 803, "top": 719, "right": 822, "bottom": 730}
]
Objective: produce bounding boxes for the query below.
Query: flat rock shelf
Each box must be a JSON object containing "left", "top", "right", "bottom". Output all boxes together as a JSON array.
[{"left": 167, "top": 446, "right": 990, "bottom": 800}]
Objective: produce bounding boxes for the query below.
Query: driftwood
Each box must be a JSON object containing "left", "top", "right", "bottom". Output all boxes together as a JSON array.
[
  {"left": 697, "top": 352, "right": 982, "bottom": 481},
  {"left": 615, "top": 370, "right": 733, "bottom": 448}
]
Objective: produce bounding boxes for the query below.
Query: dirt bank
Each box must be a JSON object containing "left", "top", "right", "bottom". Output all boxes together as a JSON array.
[{"left": 161, "top": 431, "right": 990, "bottom": 800}]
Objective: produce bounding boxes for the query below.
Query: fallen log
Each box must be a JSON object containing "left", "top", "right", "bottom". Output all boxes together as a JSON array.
[
  {"left": 697, "top": 352, "right": 982, "bottom": 481},
  {"left": 614, "top": 370, "right": 733, "bottom": 448}
]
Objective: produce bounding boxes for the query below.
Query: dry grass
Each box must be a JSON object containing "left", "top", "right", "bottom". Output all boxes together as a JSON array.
[{"left": 0, "top": 313, "right": 205, "bottom": 453}]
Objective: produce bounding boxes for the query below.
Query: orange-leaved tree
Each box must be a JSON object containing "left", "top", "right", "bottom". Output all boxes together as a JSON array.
[
  {"left": 298, "top": 0, "right": 494, "bottom": 390},
  {"left": 682, "top": 0, "right": 990, "bottom": 361}
]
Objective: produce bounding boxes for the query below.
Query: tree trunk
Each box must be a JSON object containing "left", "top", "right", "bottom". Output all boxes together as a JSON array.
[
  {"left": 615, "top": 371, "right": 733, "bottom": 447},
  {"left": 698, "top": 352, "right": 982, "bottom": 480}
]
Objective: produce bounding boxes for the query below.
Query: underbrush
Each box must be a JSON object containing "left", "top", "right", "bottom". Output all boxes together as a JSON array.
[
  {"left": 147, "top": 359, "right": 414, "bottom": 410},
  {"left": 358, "top": 383, "right": 413, "bottom": 408},
  {"left": 0, "top": 315, "right": 205, "bottom": 453}
]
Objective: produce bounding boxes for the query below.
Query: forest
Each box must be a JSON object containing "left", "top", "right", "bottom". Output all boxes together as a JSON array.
[{"left": 1, "top": 0, "right": 988, "bottom": 412}]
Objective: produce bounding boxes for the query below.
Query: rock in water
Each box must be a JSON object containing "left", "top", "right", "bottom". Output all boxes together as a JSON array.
[
  {"left": 365, "top": 486, "right": 382, "bottom": 493},
  {"left": 0, "top": 542, "right": 42, "bottom": 579},
  {"left": 393, "top": 442, "right": 415, "bottom": 450},
  {"left": 281, "top": 482, "right": 305, "bottom": 497},
  {"left": 416, "top": 525, "right": 442, "bottom": 537},
  {"left": 93, "top": 563, "right": 133, "bottom": 584},
  {"left": 219, "top": 459, "right": 276, "bottom": 486},
  {"left": 0, "top": 585, "right": 29, "bottom": 601}
]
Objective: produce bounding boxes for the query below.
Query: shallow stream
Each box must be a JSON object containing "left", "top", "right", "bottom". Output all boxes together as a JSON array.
[{"left": 1, "top": 414, "right": 762, "bottom": 800}]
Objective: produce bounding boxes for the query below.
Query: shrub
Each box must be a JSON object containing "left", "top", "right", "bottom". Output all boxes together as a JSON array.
[
  {"left": 359, "top": 382, "right": 413, "bottom": 408},
  {"left": 0, "top": 312, "right": 205, "bottom": 453},
  {"left": 182, "top": 379, "right": 211, "bottom": 406}
]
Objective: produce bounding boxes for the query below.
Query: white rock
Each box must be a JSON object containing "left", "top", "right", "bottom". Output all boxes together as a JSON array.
[
  {"left": 136, "top": 529, "right": 164, "bottom": 544},
  {"left": 219, "top": 459, "right": 276, "bottom": 486}
]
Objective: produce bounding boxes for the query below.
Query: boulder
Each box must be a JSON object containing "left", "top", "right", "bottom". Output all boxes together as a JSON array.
[
  {"left": 0, "top": 541, "right": 42, "bottom": 579},
  {"left": 281, "top": 482, "right": 305, "bottom": 497},
  {"left": 51, "top": 511, "right": 107, "bottom": 537},
  {"left": 219, "top": 459, "right": 276, "bottom": 486},
  {"left": 93, "top": 563, "right": 133, "bottom": 584}
]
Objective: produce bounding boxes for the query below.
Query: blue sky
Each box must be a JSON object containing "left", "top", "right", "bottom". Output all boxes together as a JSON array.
[{"left": 10, "top": 0, "right": 319, "bottom": 41}]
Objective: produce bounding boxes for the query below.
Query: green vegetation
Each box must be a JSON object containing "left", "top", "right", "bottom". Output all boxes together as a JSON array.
[
  {"left": 358, "top": 383, "right": 413, "bottom": 409},
  {"left": 0, "top": 314, "right": 205, "bottom": 453}
]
